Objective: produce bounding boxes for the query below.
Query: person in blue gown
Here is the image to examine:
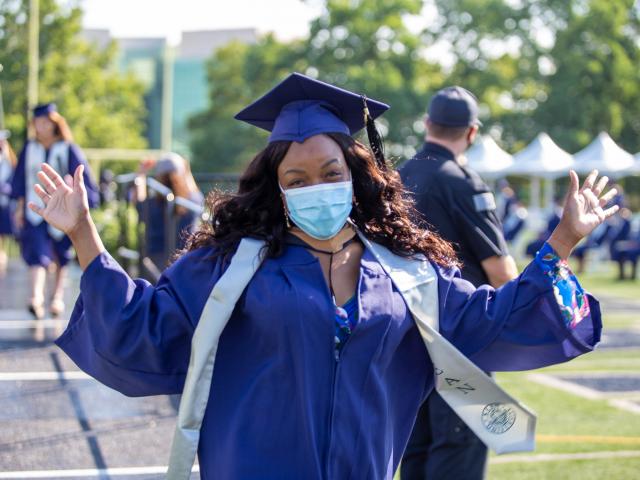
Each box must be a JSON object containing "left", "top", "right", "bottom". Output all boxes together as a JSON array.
[
  {"left": 28, "top": 74, "right": 618, "bottom": 479},
  {"left": 135, "top": 153, "right": 204, "bottom": 276},
  {"left": 0, "top": 130, "right": 17, "bottom": 272},
  {"left": 11, "top": 103, "right": 98, "bottom": 318}
]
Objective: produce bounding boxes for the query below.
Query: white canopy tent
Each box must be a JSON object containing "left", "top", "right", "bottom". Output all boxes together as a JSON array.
[
  {"left": 573, "top": 132, "right": 635, "bottom": 176},
  {"left": 506, "top": 133, "right": 574, "bottom": 178},
  {"left": 506, "top": 133, "right": 574, "bottom": 211},
  {"left": 465, "top": 135, "right": 514, "bottom": 178},
  {"left": 634, "top": 152, "right": 640, "bottom": 174}
]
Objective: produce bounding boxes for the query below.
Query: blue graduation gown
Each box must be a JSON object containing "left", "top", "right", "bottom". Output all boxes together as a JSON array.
[{"left": 56, "top": 243, "right": 601, "bottom": 479}]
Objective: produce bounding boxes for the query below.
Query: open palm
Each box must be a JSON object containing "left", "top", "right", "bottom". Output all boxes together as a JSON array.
[
  {"left": 559, "top": 170, "right": 619, "bottom": 242},
  {"left": 28, "top": 163, "right": 90, "bottom": 235}
]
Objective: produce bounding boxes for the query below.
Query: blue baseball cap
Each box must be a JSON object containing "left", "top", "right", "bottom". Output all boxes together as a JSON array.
[
  {"left": 33, "top": 103, "right": 57, "bottom": 118},
  {"left": 234, "top": 72, "right": 389, "bottom": 143},
  {"left": 427, "top": 86, "right": 482, "bottom": 127}
]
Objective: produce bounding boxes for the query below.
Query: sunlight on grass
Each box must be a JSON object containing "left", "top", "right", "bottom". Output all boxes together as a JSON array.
[
  {"left": 602, "top": 313, "right": 639, "bottom": 329},
  {"left": 540, "top": 348, "right": 640, "bottom": 373},
  {"left": 495, "top": 373, "right": 640, "bottom": 445},
  {"left": 572, "top": 263, "right": 640, "bottom": 301},
  {"left": 488, "top": 457, "right": 640, "bottom": 480},
  {"left": 485, "top": 372, "right": 640, "bottom": 478}
]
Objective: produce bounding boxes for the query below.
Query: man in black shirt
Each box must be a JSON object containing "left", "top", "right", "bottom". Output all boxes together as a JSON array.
[{"left": 399, "top": 87, "right": 518, "bottom": 479}]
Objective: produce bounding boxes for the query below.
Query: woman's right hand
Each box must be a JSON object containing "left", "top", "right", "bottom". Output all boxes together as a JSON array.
[{"left": 28, "top": 163, "right": 90, "bottom": 236}]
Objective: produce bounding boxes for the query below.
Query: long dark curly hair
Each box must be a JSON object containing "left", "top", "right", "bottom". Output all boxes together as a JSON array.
[{"left": 183, "top": 133, "right": 458, "bottom": 268}]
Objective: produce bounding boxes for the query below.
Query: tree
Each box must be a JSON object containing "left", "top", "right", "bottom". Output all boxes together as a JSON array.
[
  {"left": 189, "top": 0, "right": 445, "bottom": 171},
  {"left": 304, "top": 0, "right": 445, "bottom": 157},
  {"left": 190, "top": 0, "right": 640, "bottom": 172},
  {"left": 429, "top": 0, "right": 640, "bottom": 152},
  {"left": 535, "top": 0, "right": 640, "bottom": 151},
  {"left": 189, "top": 36, "right": 309, "bottom": 172},
  {"left": 0, "top": 0, "right": 147, "bottom": 151}
]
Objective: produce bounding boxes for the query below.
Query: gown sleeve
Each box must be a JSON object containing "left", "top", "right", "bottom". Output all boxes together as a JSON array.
[
  {"left": 55, "top": 247, "right": 225, "bottom": 397},
  {"left": 9, "top": 146, "right": 26, "bottom": 199},
  {"left": 436, "top": 242, "right": 602, "bottom": 372}
]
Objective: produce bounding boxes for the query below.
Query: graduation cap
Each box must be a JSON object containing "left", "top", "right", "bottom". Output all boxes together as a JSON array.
[
  {"left": 235, "top": 72, "right": 389, "bottom": 167},
  {"left": 33, "top": 103, "right": 57, "bottom": 118}
]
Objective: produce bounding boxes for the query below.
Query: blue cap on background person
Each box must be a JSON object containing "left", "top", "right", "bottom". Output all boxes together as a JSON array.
[
  {"left": 33, "top": 103, "right": 57, "bottom": 118},
  {"left": 428, "top": 86, "right": 482, "bottom": 127}
]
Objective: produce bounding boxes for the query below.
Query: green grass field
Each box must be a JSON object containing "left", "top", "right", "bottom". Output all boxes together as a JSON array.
[
  {"left": 490, "top": 267, "right": 640, "bottom": 479},
  {"left": 486, "top": 359, "right": 640, "bottom": 479},
  {"left": 576, "top": 268, "right": 640, "bottom": 300},
  {"left": 396, "top": 265, "right": 640, "bottom": 479}
]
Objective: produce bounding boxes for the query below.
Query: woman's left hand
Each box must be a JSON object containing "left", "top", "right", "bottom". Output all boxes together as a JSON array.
[{"left": 548, "top": 169, "right": 619, "bottom": 259}]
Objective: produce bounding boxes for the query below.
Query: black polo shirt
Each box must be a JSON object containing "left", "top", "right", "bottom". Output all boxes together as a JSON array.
[{"left": 399, "top": 142, "right": 508, "bottom": 287}]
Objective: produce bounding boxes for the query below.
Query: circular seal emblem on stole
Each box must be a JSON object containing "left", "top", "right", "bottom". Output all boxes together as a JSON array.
[{"left": 481, "top": 403, "right": 516, "bottom": 434}]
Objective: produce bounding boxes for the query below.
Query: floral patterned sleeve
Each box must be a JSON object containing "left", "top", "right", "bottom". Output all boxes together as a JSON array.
[{"left": 534, "top": 242, "right": 590, "bottom": 329}]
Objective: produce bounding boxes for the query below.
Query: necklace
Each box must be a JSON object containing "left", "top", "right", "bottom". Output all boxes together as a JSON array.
[{"left": 286, "top": 232, "right": 360, "bottom": 306}]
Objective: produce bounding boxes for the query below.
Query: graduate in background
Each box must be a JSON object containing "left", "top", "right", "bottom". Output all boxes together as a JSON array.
[
  {"left": 0, "top": 129, "right": 17, "bottom": 272},
  {"left": 11, "top": 103, "right": 98, "bottom": 319},
  {"left": 30, "top": 74, "right": 617, "bottom": 479},
  {"left": 135, "top": 153, "right": 204, "bottom": 274}
]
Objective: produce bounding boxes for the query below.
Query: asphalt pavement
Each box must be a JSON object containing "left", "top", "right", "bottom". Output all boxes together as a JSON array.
[{"left": 0, "top": 259, "right": 196, "bottom": 479}]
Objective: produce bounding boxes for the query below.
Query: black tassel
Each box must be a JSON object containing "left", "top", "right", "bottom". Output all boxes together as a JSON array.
[{"left": 361, "top": 95, "right": 387, "bottom": 170}]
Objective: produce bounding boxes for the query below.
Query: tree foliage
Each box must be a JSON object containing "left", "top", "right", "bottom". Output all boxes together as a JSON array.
[
  {"left": 189, "top": 0, "right": 640, "bottom": 171},
  {"left": 189, "top": 0, "right": 444, "bottom": 172},
  {"left": 188, "top": 36, "right": 308, "bottom": 172},
  {"left": 432, "top": 0, "right": 640, "bottom": 152},
  {"left": 0, "top": 0, "right": 147, "bottom": 150}
]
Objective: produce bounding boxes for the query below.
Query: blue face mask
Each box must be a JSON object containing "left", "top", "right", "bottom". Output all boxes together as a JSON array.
[{"left": 281, "top": 180, "right": 353, "bottom": 240}]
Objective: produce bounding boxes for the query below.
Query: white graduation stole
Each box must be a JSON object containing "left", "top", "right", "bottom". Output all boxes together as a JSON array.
[
  {"left": 25, "top": 140, "right": 69, "bottom": 239},
  {"left": 356, "top": 233, "right": 537, "bottom": 455},
  {"left": 0, "top": 153, "right": 12, "bottom": 207},
  {"left": 167, "top": 235, "right": 536, "bottom": 479},
  {"left": 167, "top": 238, "right": 266, "bottom": 479}
]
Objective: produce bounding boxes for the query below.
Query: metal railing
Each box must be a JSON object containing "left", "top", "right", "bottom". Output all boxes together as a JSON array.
[
  {"left": 113, "top": 173, "right": 213, "bottom": 282},
  {"left": 192, "top": 172, "right": 241, "bottom": 197}
]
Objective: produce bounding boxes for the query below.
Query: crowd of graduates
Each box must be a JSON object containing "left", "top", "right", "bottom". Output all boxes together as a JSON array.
[
  {"left": 0, "top": 103, "right": 203, "bottom": 318},
  {"left": 496, "top": 179, "right": 639, "bottom": 280}
]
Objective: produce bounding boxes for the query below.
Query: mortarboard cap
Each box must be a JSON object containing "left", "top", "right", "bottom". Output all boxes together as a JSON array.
[
  {"left": 428, "top": 86, "right": 482, "bottom": 127},
  {"left": 234, "top": 72, "right": 389, "bottom": 143},
  {"left": 33, "top": 103, "right": 57, "bottom": 118}
]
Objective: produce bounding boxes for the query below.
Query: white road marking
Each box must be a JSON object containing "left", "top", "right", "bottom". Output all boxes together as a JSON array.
[
  {"left": 0, "top": 371, "right": 90, "bottom": 381},
  {"left": 490, "top": 449, "right": 640, "bottom": 464},
  {"left": 0, "top": 319, "right": 68, "bottom": 328},
  {"left": 527, "top": 373, "right": 640, "bottom": 414},
  {"left": 0, "top": 465, "right": 199, "bottom": 478}
]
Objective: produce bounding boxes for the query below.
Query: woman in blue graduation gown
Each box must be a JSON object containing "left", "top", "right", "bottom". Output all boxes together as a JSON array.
[
  {"left": 11, "top": 103, "right": 98, "bottom": 318},
  {"left": 0, "top": 131, "right": 17, "bottom": 272},
  {"left": 30, "top": 74, "right": 617, "bottom": 479}
]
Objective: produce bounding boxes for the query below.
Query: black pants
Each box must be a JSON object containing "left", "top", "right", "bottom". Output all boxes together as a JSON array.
[{"left": 401, "top": 391, "right": 488, "bottom": 480}]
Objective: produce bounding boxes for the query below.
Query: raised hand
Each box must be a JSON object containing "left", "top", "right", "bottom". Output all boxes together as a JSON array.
[
  {"left": 549, "top": 169, "right": 619, "bottom": 258},
  {"left": 28, "top": 163, "right": 90, "bottom": 236}
]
